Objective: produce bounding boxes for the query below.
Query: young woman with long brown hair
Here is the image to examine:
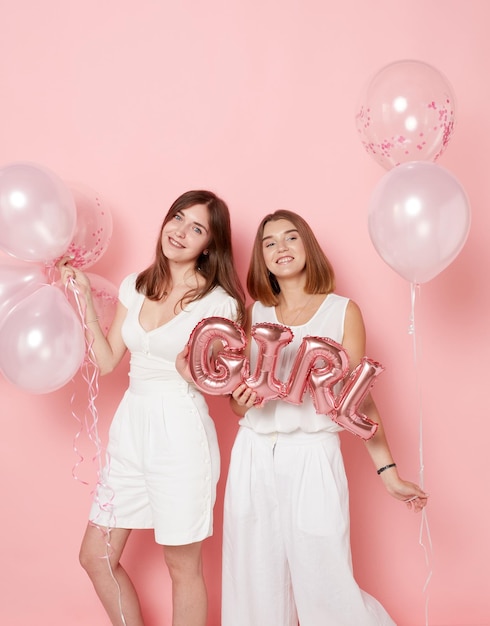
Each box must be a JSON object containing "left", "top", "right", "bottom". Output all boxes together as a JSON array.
[{"left": 61, "top": 190, "right": 245, "bottom": 626}]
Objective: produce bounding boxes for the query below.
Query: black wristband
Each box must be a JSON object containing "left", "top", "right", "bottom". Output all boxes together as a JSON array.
[{"left": 377, "top": 462, "right": 396, "bottom": 475}]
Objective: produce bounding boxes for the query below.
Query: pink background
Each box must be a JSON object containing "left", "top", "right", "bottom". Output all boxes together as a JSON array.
[{"left": 1, "top": 1, "right": 489, "bottom": 625}]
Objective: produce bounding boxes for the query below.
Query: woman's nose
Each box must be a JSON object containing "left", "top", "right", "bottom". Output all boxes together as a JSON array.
[{"left": 175, "top": 224, "right": 186, "bottom": 237}]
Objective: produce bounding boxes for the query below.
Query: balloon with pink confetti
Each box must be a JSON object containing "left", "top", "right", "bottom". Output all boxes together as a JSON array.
[
  {"left": 356, "top": 60, "right": 456, "bottom": 170},
  {"left": 64, "top": 186, "right": 113, "bottom": 269},
  {"left": 62, "top": 271, "right": 118, "bottom": 335},
  {"left": 84, "top": 272, "right": 118, "bottom": 334}
]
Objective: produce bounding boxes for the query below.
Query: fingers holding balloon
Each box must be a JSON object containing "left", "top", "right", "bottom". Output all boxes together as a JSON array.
[
  {"left": 386, "top": 478, "right": 429, "bottom": 512},
  {"left": 56, "top": 257, "right": 97, "bottom": 329},
  {"left": 57, "top": 256, "right": 76, "bottom": 284},
  {"left": 232, "top": 383, "right": 257, "bottom": 408},
  {"left": 404, "top": 493, "right": 429, "bottom": 513},
  {"left": 57, "top": 256, "right": 92, "bottom": 296},
  {"left": 175, "top": 345, "right": 193, "bottom": 383}
]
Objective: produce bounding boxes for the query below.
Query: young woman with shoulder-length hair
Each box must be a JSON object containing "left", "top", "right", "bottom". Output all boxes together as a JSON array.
[
  {"left": 222, "top": 209, "right": 427, "bottom": 626},
  {"left": 246, "top": 209, "right": 335, "bottom": 305}
]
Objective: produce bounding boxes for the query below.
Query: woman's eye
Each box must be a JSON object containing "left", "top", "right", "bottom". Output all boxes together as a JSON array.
[
  {"left": 174, "top": 214, "right": 183, "bottom": 221},
  {"left": 193, "top": 226, "right": 202, "bottom": 235}
]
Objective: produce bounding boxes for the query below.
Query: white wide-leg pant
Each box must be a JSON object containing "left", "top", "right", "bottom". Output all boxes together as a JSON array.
[{"left": 222, "top": 427, "right": 396, "bottom": 626}]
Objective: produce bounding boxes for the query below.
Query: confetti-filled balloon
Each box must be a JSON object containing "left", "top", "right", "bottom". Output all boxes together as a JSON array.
[
  {"left": 356, "top": 60, "right": 456, "bottom": 169},
  {"left": 62, "top": 271, "right": 118, "bottom": 335},
  {"left": 64, "top": 186, "right": 113, "bottom": 269},
  {"left": 85, "top": 273, "right": 118, "bottom": 334}
]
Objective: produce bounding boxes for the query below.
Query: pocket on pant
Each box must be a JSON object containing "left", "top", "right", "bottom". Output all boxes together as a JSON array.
[{"left": 294, "top": 443, "right": 349, "bottom": 536}]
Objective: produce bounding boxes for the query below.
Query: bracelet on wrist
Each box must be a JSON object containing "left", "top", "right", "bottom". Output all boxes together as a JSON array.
[{"left": 377, "top": 462, "right": 396, "bottom": 475}]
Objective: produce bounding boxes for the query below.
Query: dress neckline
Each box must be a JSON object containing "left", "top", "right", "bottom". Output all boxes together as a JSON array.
[
  {"left": 137, "top": 293, "right": 188, "bottom": 334},
  {"left": 272, "top": 293, "right": 331, "bottom": 328}
]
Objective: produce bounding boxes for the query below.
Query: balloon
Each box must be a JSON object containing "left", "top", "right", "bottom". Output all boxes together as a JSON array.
[
  {"left": 368, "top": 161, "right": 471, "bottom": 283},
  {"left": 86, "top": 273, "right": 118, "bottom": 334},
  {"left": 186, "top": 318, "right": 293, "bottom": 404},
  {"left": 187, "top": 316, "right": 248, "bottom": 395},
  {"left": 0, "top": 162, "right": 76, "bottom": 262},
  {"left": 0, "top": 256, "right": 45, "bottom": 326},
  {"left": 63, "top": 272, "right": 118, "bottom": 335},
  {"left": 285, "top": 335, "right": 348, "bottom": 407},
  {"left": 186, "top": 318, "right": 383, "bottom": 440},
  {"left": 285, "top": 337, "right": 379, "bottom": 440},
  {"left": 332, "top": 358, "right": 382, "bottom": 439},
  {"left": 0, "top": 285, "right": 85, "bottom": 393},
  {"left": 244, "top": 323, "right": 293, "bottom": 405},
  {"left": 356, "top": 60, "right": 456, "bottom": 169},
  {"left": 64, "top": 186, "right": 113, "bottom": 269}
]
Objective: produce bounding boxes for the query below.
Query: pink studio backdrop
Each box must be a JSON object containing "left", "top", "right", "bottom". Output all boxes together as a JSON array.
[{"left": 1, "top": 1, "right": 489, "bottom": 625}]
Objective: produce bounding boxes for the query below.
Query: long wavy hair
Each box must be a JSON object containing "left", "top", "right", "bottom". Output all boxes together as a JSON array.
[
  {"left": 136, "top": 190, "right": 245, "bottom": 324},
  {"left": 247, "top": 209, "right": 336, "bottom": 307}
]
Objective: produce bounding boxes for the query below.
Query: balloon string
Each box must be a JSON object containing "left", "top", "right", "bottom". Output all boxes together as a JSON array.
[
  {"left": 409, "top": 282, "right": 433, "bottom": 626},
  {"left": 70, "top": 386, "right": 89, "bottom": 486},
  {"left": 44, "top": 261, "right": 56, "bottom": 285},
  {"left": 67, "top": 277, "right": 127, "bottom": 626},
  {"left": 67, "top": 279, "right": 103, "bottom": 479},
  {"left": 66, "top": 279, "right": 92, "bottom": 485},
  {"left": 408, "top": 284, "right": 416, "bottom": 336},
  {"left": 104, "top": 528, "right": 128, "bottom": 626}
]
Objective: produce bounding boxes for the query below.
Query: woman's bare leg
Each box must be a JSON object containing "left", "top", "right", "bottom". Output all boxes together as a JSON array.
[
  {"left": 164, "top": 542, "right": 207, "bottom": 626},
  {"left": 79, "top": 523, "right": 145, "bottom": 626}
]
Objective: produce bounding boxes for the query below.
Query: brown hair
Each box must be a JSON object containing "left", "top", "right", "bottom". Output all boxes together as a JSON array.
[
  {"left": 246, "top": 209, "right": 336, "bottom": 306},
  {"left": 136, "top": 190, "right": 245, "bottom": 324}
]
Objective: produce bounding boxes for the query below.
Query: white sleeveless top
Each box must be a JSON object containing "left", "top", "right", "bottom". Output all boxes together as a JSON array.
[{"left": 239, "top": 294, "right": 349, "bottom": 434}]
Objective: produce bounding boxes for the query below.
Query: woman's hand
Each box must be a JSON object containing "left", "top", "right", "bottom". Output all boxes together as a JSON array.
[
  {"left": 229, "top": 382, "right": 258, "bottom": 417},
  {"left": 175, "top": 345, "right": 193, "bottom": 383},
  {"left": 381, "top": 473, "right": 429, "bottom": 513},
  {"left": 232, "top": 383, "right": 257, "bottom": 408},
  {"left": 57, "top": 256, "right": 92, "bottom": 297}
]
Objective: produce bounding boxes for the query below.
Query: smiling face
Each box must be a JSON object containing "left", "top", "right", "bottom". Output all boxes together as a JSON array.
[
  {"left": 161, "top": 203, "right": 211, "bottom": 264},
  {"left": 261, "top": 218, "right": 306, "bottom": 279}
]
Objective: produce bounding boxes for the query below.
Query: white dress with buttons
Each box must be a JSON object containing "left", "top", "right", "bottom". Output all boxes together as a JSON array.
[{"left": 90, "top": 273, "right": 238, "bottom": 546}]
